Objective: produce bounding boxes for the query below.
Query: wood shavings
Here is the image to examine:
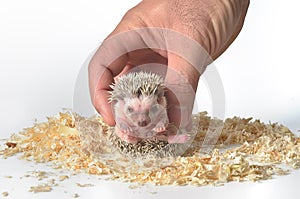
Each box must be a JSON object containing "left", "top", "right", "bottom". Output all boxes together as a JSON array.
[
  {"left": 59, "top": 175, "right": 69, "bottom": 181},
  {"left": 76, "top": 183, "right": 94, "bottom": 187},
  {"left": 1, "top": 111, "right": 300, "bottom": 187},
  {"left": 32, "top": 171, "right": 49, "bottom": 181},
  {"left": 2, "top": 192, "right": 9, "bottom": 197},
  {"left": 128, "top": 184, "right": 141, "bottom": 189},
  {"left": 29, "top": 184, "right": 52, "bottom": 193},
  {"left": 72, "top": 193, "right": 80, "bottom": 198}
]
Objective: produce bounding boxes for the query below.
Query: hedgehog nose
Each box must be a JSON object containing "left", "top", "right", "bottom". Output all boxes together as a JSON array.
[{"left": 138, "top": 120, "right": 148, "bottom": 127}]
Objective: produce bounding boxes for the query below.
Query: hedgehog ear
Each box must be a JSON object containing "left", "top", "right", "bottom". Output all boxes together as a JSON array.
[
  {"left": 156, "top": 89, "right": 165, "bottom": 105},
  {"left": 155, "top": 87, "right": 164, "bottom": 99}
]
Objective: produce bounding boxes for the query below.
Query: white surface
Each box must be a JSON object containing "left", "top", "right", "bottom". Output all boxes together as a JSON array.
[
  {"left": 1, "top": 155, "right": 300, "bottom": 199},
  {"left": 1, "top": 0, "right": 300, "bottom": 199}
]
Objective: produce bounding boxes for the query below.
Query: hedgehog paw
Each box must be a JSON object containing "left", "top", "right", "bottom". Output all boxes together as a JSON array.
[
  {"left": 154, "top": 127, "right": 166, "bottom": 133},
  {"left": 153, "top": 122, "right": 167, "bottom": 133},
  {"left": 115, "top": 127, "right": 140, "bottom": 144},
  {"left": 123, "top": 135, "right": 141, "bottom": 144},
  {"left": 119, "top": 123, "right": 133, "bottom": 134}
]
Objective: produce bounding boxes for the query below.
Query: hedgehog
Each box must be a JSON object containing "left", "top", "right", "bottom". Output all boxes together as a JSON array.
[{"left": 109, "top": 71, "right": 189, "bottom": 144}]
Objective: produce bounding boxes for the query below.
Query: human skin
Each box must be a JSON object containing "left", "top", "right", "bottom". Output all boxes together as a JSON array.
[{"left": 88, "top": 0, "right": 250, "bottom": 140}]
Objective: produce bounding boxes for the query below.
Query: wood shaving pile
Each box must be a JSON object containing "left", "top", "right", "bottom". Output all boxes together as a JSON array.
[{"left": 1, "top": 112, "right": 300, "bottom": 186}]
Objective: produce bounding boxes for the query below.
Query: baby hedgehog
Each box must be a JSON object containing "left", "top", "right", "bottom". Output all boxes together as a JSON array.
[{"left": 109, "top": 71, "right": 189, "bottom": 144}]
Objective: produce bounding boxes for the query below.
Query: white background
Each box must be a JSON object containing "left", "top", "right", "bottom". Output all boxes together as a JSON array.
[{"left": 1, "top": 0, "right": 300, "bottom": 198}]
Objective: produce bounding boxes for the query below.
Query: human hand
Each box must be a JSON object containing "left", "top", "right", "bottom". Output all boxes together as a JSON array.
[{"left": 88, "top": 0, "right": 250, "bottom": 132}]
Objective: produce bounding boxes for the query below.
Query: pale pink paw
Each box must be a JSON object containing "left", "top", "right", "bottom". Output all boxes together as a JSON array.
[
  {"left": 124, "top": 136, "right": 141, "bottom": 144},
  {"left": 115, "top": 128, "right": 140, "bottom": 144},
  {"left": 119, "top": 123, "right": 133, "bottom": 134},
  {"left": 153, "top": 122, "right": 167, "bottom": 133},
  {"left": 167, "top": 134, "right": 190, "bottom": 143},
  {"left": 154, "top": 126, "right": 166, "bottom": 133}
]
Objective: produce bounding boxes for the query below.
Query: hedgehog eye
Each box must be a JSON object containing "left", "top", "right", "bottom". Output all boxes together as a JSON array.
[{"left": 127, "top": 107, "right": 133, "bottom": 113}]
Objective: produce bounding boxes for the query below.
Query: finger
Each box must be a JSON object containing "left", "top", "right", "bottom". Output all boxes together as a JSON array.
[
  {"left": 165, "top": 53, "right": 200, "bottom": 131},
  {"left": 89, "top": 55, "right": 128, "bottom": 126},
  {"left": 93, "top": 89, "right": 115, "bottom": 126},
  {"left": 114, "top": 64, "right": 134, "bottom": 82},
  {"left": 165, "top": 86, "right": 194, "bottom": 132}
]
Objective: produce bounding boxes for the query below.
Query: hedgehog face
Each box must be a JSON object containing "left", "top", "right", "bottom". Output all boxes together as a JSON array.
[
  {"left": 124, "top": 96, "right": 152, "bottom": 127},
  {"left": 123, "top": 94, "right": 164, "bottom": 128}
]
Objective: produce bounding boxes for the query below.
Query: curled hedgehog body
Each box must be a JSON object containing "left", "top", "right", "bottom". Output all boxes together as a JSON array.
[{"left": 109, "top": 71, "right": 189, "bottom": 144}]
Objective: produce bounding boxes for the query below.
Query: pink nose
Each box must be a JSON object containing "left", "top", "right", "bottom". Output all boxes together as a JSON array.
[{"left": 138, "top": 120, "right": 148, "bottom": 127}]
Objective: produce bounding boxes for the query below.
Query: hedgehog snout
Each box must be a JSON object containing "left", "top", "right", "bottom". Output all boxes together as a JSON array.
[
  {"left": 137, "top": 114, "right": 151, "bottom": 127},
  {"left": 138, "top": 120, "right": 148, "bottom": 127}
]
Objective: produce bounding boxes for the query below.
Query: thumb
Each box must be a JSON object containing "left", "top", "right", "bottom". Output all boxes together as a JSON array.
[{"left": 165, "top": 53, "right": 201, "bottom": 132}]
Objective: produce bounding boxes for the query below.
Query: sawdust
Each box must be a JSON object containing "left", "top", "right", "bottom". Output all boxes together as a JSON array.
[{"left": 1, "top": 112, "right": 300, "bottom": 186}]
